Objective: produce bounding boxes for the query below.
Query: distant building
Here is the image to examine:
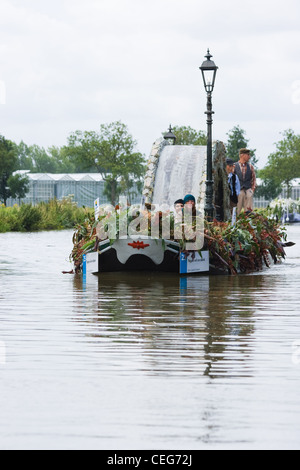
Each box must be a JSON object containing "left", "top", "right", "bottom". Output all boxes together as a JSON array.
[
  {"left": 6, "top": 172, "right": 300, "bottom": 211},
  {"left": 254, "top": 178, "right": 300, "bottom": 209},
  {"left": 6, "top": 173, "right": 141, "bottom": 207}
]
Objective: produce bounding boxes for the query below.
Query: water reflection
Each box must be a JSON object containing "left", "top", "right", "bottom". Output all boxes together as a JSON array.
[
  {"left": 71, "top": 272, "right": 263, "bottom": 379},
  {"left": 0, "top": 228, "right": 299, "bottom": 449}
]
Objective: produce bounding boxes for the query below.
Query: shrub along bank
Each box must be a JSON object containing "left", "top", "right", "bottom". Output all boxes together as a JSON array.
[{"left": 0, "top": 198, "right": 93, "bottom": 233}]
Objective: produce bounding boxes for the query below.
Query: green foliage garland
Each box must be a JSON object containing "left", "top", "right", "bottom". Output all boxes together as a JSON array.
[{"left": 71, "top": 208, "right": 288, "bottom": 275}]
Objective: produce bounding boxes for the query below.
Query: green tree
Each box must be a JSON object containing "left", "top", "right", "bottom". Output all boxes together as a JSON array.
[
  {"left": 255, "top": 176, "right": 282, "bottom": 200},
  {"left": 163, "top": 125, "right": 207, "bottom": 145},
  {"left": 260, "top": 129, "right": 300, "bottom": 198},
  {"left": 226, "top": 125, "right": 258, "bottom": 168},
  {"left": 67, "top": 121, "right": 146, "bottom": 205},
  {"left": 14, "top": 142, "right": 76, "bottom": 174},
  {"left": 47, "top": 146, "right": 76, "bottom": 173},
  {"left": 0, "top": 135, "right": 18, "bottom": 205},
  {"left": 29, "top": 145, "right": 61, "bottom": 173},
  {"left": 14, "top": 141, "right": 34, "bottom": 171},
  {"left": 7, "top": 173, "right": 30, "bottom": 204}
]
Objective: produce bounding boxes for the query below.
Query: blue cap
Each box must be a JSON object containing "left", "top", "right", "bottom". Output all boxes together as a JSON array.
[{"left": 184, "top": 194, "right": 196, "bottom": 204}]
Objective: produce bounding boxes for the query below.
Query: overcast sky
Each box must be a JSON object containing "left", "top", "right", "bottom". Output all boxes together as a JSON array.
[{"left": 1, "top": 0, "right": 300, "bottom": 168}]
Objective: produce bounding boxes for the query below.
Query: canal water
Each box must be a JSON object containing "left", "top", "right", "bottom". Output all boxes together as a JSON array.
[{"left": 0, "top": 227, "right": 300, "bottom": 450}]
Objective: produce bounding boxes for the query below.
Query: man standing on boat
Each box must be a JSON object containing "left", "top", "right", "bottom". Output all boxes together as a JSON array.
[
  {"left": 226, "top": 158, "right": 241, "bottom": 211},
  {"left": 234, "top": 149, "right": 257, "bottom": 215}
]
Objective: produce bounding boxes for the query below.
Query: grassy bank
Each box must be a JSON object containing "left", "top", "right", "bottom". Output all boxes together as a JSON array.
[{"left": 0, "top": 198, "right": 93, "bottom": 233}]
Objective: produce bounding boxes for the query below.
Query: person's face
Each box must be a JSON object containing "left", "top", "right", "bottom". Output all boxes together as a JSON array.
[
  {"left": 227, "top": 164, "right": 234, "bottom": 174},
  {"left": 240, "top": 153, "right": 251, "bottom": 164},
  {"left": 175, "top": 203, "right": 183, "bottom": 213},
  {"left": 185, "top": 200, "right": 195, "bottom": 208}
]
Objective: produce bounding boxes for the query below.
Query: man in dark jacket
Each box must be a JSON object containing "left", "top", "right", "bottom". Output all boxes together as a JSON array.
[{"left": 226, "top": 158, "right": 240, "bottom": 210}]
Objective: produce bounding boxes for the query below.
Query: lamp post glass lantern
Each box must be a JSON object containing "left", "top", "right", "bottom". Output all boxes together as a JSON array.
[
  {"left": 164, "top": 125, "right": 177, "bottom": 145},
  {"left": 200, "top": 49, "right": 218, "bottom": 222},
  {"left": 200, "top": 49, "right": 218, "bottom": 93}
]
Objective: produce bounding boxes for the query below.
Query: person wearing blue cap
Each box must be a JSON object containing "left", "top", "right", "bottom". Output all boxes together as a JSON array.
[
  {"left": 183, "top": 194, "right": 200, "bottom": 245},
  {"left": 183, "top": 194, "right": 200, "bottom": 216},
  {"left": 183, "top": 194, "right": 196, "bottom": 207}
]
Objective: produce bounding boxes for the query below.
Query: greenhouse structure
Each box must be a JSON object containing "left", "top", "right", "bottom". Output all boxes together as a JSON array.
[{"left": 6, "top": 172, "right": 141, "bottom": 208}]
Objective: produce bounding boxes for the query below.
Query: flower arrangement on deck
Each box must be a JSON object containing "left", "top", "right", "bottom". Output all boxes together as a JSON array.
[
  {"left": 70, "top": 206, "right": 289, "bottom": 275},
  {"left": 204, "top": 211, "right": 287, "bottom": 275},
  {"left": 268, "top": 198, "right": 300, "bottom": 219}
]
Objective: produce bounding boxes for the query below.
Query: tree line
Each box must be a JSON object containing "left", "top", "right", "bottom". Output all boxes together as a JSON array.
[
  {"left": 1, "top": 121, "right": 300, "bottom": 206},
  {"left": 164, "top": 125, "right": 300, "bottom": 199},
  {"left": 0, "top": 121, "right": 145, "bottom": 206}
]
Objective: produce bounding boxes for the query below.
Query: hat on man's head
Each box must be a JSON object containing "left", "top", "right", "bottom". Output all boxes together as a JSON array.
[
  {"left": 226, "top": 158, "right": 235, "bottom": 166},
  {"left": 183, "top": 194, "right": 196, "bottom": 204},
  {"left": 239, "top": 148, "right": 251, "bottom": 155}
]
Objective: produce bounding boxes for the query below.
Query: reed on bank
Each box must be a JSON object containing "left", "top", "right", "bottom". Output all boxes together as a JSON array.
[{"left": 0, "top": 197, "right": 93, "bottom": 233}]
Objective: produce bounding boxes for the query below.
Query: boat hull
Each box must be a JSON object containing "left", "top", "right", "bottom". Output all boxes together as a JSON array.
[
  {"left": 82, "top": 237, "right": 210, "bottom": 276},
  {"left": 99, "top": 248, "right": 179, "bottom": 273}
]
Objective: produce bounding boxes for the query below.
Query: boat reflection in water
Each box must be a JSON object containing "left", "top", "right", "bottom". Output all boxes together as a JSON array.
[{"left": 73, "top": 272, "right": 270, "bottom": 379}]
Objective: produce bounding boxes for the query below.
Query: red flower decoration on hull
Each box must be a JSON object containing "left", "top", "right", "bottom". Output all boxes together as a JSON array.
[{"left": 128, "top": 241, "right": 150, "bottom": 250}]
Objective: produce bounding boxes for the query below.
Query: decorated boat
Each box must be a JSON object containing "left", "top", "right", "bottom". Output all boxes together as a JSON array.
[
  {"left": 72, "top": 138, "right": 227, "bottom": 276},
  {"left": 71, "top": 138, "right": 291, "bottom": 277},
  {"left": 74, "top": 207, "right": 289, "bottom": 277}
]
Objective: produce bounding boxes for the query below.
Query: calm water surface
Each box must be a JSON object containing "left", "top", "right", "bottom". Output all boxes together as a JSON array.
[{"left": 0, "top": 227, "right": 300, "bottom": 450}]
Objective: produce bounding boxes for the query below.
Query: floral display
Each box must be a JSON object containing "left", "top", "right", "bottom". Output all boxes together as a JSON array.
[
  {"left": 71, "top": 206, "right": 289, "bottom": 276},
  {"left": 268, "top": 198, "right": 300, "bottom": 219},
  {"left": 204, "top": 211, "right": 288, "bottom": 275}
]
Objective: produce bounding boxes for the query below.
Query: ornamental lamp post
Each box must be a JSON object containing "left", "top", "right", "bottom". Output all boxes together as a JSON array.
[
  {"left": 164, "top": 125, "right": 177, "bottom": 145},
  {"left": 200, "top": 49, "right": 218, "bottom": 222}
]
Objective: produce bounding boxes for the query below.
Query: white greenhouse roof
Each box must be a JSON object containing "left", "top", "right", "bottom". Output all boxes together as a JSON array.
[{"left": 14, "top": 172, "right": 106, "bottom": 182}]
